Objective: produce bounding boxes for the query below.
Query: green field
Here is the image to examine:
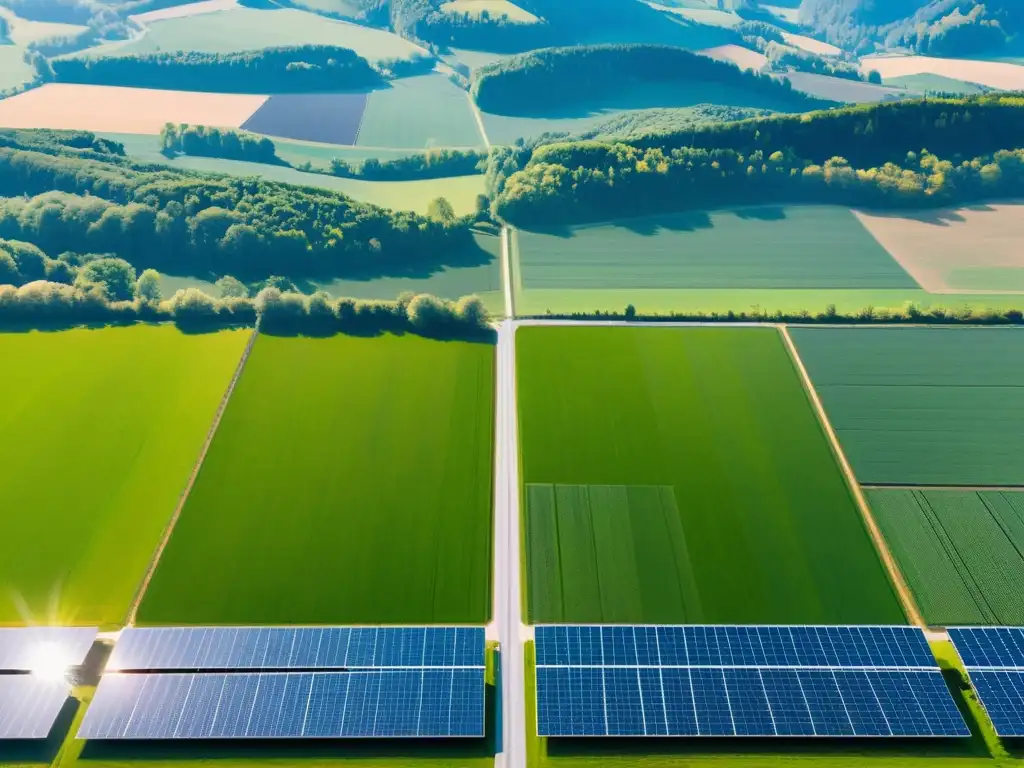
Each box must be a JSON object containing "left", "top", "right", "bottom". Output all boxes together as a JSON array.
[
  {"left": 356, "top": 74, "right": 485, "bottom": 149},
  {"left": 74, "top": 6, "right": 424, "bottom": 63},
  {"left": 869, "top": 489, "right": 1024, "bottom": 626},
  {"left": 885, "top": 72, "right": 991, "bottom": 95},
  {"left": 441, "top": 0, "right": 540, "bottom": 22},
  {"left": 0, "top": 325, "right": 248, "bottom": 627},
  {"left": 517, "top": 326, "right": 903, "bottom": 624},
  {"left": 791, "top": 327, "right": 1024, "bottom": 486},
  {"left": 0, "top": 11, "right": 87, "bottom": 90},
  {"left": 137, "top": 333, "right": 494, "bottom": 625},
  {"left": 514, "top": 207, "right": 918, "bottom": 293},
  {"left": 101, "top": 133, "right": 487, "bottom": 215}
]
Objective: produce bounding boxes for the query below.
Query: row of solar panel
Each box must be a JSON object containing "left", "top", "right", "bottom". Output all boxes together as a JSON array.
[
  {"left": 949, "top": 627, "right": 1024, "bottom": 670},
  {"left": 0, "top": 627, "right": 97, "bottom": 671},
  {"left": 535, "top": 625, "right": 936, "bottom": 670},
  {"left": 109, "top": 627, "right": 485, "bottom": 671},
  {"left": 0, "top": 677, "right": 72, "bottom": 739},
  {"left": 80, "top": 669, "right": 485, "bottom": 740},
  {"left": 536, "top": 666, "right": 968, "bottom": 738}
]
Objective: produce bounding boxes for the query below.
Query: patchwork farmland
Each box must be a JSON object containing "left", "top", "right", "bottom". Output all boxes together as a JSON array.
[
  {"left": 791, "top": 327, "right": 1024, "bottom": 486},
  {"left": 517, "top": 325, "right": 904, "bottom": 624},
  {"left": 869, "top": 489, "right": 1024, "bottom": 626},
  {"left": 138, "top": 333, "right": 495, "bottom": 626},
  {"left": 0, "top": 326, "right": 248, "bottom": 627},
  {"left": 241, "top": 92, "right": 369, "bottom": 146}
]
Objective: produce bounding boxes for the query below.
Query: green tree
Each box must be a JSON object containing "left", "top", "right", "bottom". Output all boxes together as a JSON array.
[
  {"left": 135, "top": 268, "right": 162, "bottom": 302},
  {"left": 427, "top": 196, "right": 457, "bottom": 225},
  {"left": 0, "top": 250, "right": 20, "bottom": 285},
  {"left": 215, "top": 275, "right": 248, "bottom": 298},
  {"left": 76, "top": 257, "right": 137, "bottom": 301},
  {"left": 867, "top": 69, "right": 882, "bottom": 85}
]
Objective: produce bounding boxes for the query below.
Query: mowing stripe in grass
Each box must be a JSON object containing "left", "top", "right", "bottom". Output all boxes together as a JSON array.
[
  {"left": 780, "top": 325, "right": 924, "bottom": 627},
  {"left": 126, "top": 321, "right": 260, "bottom": 626}
]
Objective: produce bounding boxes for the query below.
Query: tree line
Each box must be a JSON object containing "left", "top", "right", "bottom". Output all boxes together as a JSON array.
[
  {"left": 735, "top": 20, "right": 878, "bottom": 84},
  {"left": 470, "top": 44, "right": 830, "bottom": 116},
  {"left": 159, "top": 124, "right": 278, "bottom": 164},
  {"left": 612, "top": 95, "right": 1024, "bottom": 169},
  {"left": 492, "top": 141, "right": 1024, "bottom": 226},
  {"left": 51, "top": 45, "right": 382, "bottom": 93},
  {"left": 0, "top": 140, "right": 474, "bottom": 283},
  {"left": 0, "top": 279, "right": 491, "bottom": 339}
]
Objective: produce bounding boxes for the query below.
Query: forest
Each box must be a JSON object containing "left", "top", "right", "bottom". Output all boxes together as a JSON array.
[
  {"left": 0, "top": 139, "right": 473, "bottom": 283},
  {"left": 51, "top": 46, "right": 382, "bottom": 93},
  {"left": 160, "top": 125, "right": 278, "bottom": 165},
  {"left": 470, "top": 44, "right": 828, "bottom": 115}
]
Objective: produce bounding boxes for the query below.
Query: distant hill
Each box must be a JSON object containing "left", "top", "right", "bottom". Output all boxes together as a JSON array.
[{"left": 796, "top": 0, "right": 1024, "bottom": 56}]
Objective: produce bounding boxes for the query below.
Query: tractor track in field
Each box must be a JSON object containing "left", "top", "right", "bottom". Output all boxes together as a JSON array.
[{"left": 124, "top": 319, "right": 262, "bottom": 626}]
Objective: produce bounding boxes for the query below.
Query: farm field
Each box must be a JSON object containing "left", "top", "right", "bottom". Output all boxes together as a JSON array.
[
  {"left": 517, "top": 326, "right": 903, "bottom": 624},
  {"left": 137, "top": 333, "right": 495, "bottom": 625},
  {"left": 782, "top": 30, "right": 842, "bottom": 56},
  {"left": 0, "top": 83, "right": 265, "bottom": 133},
  {"left": 273, "top": 139, "right": 427, "bottom": 170},
  {"left": 72, "top": 6, "right": 427, "bottom": 64},
  {"left": 241, "top": 92, "right": 368, "bottom": 146},
  {"left": 884, "top": 72, "right": 991, "bottom": 95},
  {"left": 854, "top": 204, "right": 1024, "bottom": 293},
  {"left": 514, "top": 207, "right": 918, "bottom": 291},
  {"left": 101, "top": 137, "right": 488, "bottom": 214},
  {"left": 699, "top": 44, "right": 767, "bottom": 71},
  {"left": 357, "top": 74, "right": 485, "bottom": 149},
  {"left": 0, "top": 10, "right": 87, "bottom": 91},
  {"left": 779, "top": 71, "right": 908, "bottom": 103},
  {"left": 860, "top": 54, "right": 1024, "bottom": 91},
  {"left": 869, "top": 489, "right": 1024, "bottom": 626},
  {"left": 0, "top": 325, "right": 248, "bottom": 627},
  {"left": 128, "top": 0, "right": 239, "bottom": 23},
  {"left": 791, "top": 327, "right": 1024, "bottom": 486}
]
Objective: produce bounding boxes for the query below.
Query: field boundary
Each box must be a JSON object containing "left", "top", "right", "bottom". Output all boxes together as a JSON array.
[
  {"left": 468, "top": 91, "right": 491, "bottom": 149},
  {"left": 863, "top": 484, "right": 1024, "bottom": 491},
  {"left": 779, "top": 324, "right": 926, "bottom": 628},
  {"left": 502, "top": 226, "right": 515, "bottom": 318},
  {"left": 124, "top": 320, "right": 262, "bottom": 626}
]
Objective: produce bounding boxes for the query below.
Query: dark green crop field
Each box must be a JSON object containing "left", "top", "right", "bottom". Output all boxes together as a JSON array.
[
  {"left": 517, "top": 326, "right": 903, "bottom": 624},
  {"left": 869, "top": 489, "right": 1024, "bottom": 626},
  {"left": 791, "top": 327, "right": 1024, "bottom": 485},
  {"left": 0, "top": 326, "right": 248, "bottom": 627},
  {"left": 138, "top": 333, "right": 495, "bottom": 625}
]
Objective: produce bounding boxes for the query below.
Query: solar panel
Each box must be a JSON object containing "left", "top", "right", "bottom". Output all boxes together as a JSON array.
[
  {"left": 535, "top": 625, "right": 936, "bottom": 669},
  {"left": 78, "top": 669, "right": 485, "bottom": 739},
  {"left": 0, "top": 627, "right": 98, "bottom": 671},
  {"left": 535, "top": 625, "right": 968, "bottom": 738},
  {"left": 948, "top": 627, "right": 1024, "bottom": 669},
  {"left": 107, "top": 627, "right": 484, "bottom": 671},
  {"left": 0, "top": 677, "right": 71, "bottom": 739},
  {"left": 948, "top": 627, "right": 1024, "bottom": 737}
]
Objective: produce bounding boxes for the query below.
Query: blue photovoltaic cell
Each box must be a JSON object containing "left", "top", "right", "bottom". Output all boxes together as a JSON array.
[
  {"left": 536, "top": 666, "right": 968, "bottom": 737},
  {"left": 970, "top": 671, "right": 1024, "bottom": 737},
  {"left": 107, "top": 627, "right": 484, "bottom": 671},
  {"left": 0, "top": 677, "right": 70, "bottom": 739},
  {"left": 79, "top": 669, "right": 485, "bottom": 739},
  {"left": 0, "top": 627, "right": 98, "bottom": 671},
  {"left": 534, "top": 626, "right": 935, "bottom": 670},
  {"left": 949, "top": 627, "right": 1024, "bottom": 670}
]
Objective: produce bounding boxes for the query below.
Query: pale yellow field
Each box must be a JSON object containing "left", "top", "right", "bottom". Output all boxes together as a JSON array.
[
  {"left": 651, "top": 3, "right": 741, "bottom": 28},
  {"left": 0, "top": 83, "right": 267, "bottom": 133},
  {"left": 129, "top": 0, "right": 239, "bottom": 24},
  {"left": 780, "top": 71, "right": 908, "bottom": 103},
  {"left": 0, "top": 9, "right": 87, "bottom": 45},
  {"left": 699, "top": 44, "right": 767, "bottom": 72},
  {"left": 782, "top": 31, "right": 841, "bottom": 57},
  {"left": 855, "top": 203, "right": 1024, "bottom": 294},
  {"left": 440, "top": 0, "right": 539, "bottom": 23},
  {"left": 861, "top": 54, "right": 1024, "bottom": 91}
]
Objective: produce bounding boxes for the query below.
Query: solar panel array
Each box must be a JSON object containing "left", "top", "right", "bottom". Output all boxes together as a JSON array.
[
  {"left": 0, "top": 627, "right": 95, "bottom": 740},
  {"left": 79, "top": 670, "right": 484, "bottom": 739},
  {"left": 108, "top": 626, "right": 482, "bottom": 671},
  {"left": 81, "top": 626, "right": 486, "bottom": 741},
  {"left": 536, "top": 625, "right": 969, "bottom": 738},
  {"left": 949, "top": 627, "right": 1024, "bottom": 737},
  {"left": 0, "top": 677, "right": 72, "bottom": 739},
  {"left": 0, "top": 627, "right": 98, "bottom": 671}
]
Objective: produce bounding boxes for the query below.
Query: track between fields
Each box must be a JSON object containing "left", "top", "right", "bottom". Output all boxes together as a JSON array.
[
  {"left": 125, "top": 320, "right": 262, "bottom": 626},
  {"left": 779, "top": 324, "right": 926, "bottom": 628}
]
